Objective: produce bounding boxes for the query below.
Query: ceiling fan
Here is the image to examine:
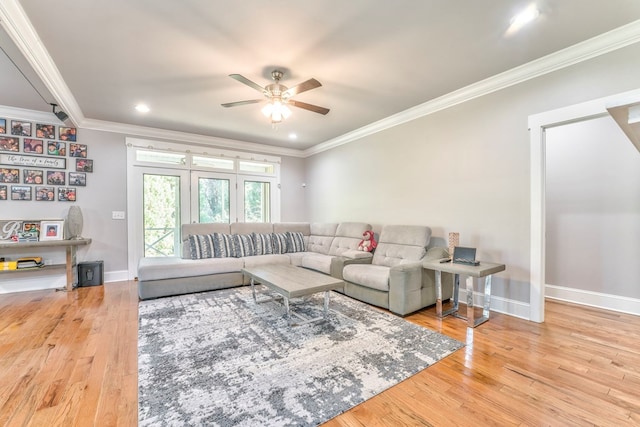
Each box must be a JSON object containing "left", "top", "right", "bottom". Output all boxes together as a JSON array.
[{"left": 221, "top": 70, "right": 330, "bottom": 124}]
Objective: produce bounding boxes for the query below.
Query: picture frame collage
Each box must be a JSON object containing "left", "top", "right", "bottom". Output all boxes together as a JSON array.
[{"left": 0, "top": 118, "right": 92, "bottom": 202}]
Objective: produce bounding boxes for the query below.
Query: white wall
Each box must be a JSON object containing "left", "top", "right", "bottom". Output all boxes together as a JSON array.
[
  {"left": 545, "top": 116, "right": 640, "bottom": 299},
  {"left": 304, "top": 42, "right": 640, "bottom": 319}
]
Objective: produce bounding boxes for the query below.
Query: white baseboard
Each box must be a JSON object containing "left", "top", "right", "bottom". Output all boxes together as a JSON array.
[
  {"left": 545, "top": 284, "right": 640, "bottom": 316},
  {"left": 0, "top": 269, "right": 130, "bottom": 294},
  {"left": 458, "top": 289, "right": 531, "bottom": 321},
  {"left": 105, "top": 270, "right": 129, "bottom": 283}
]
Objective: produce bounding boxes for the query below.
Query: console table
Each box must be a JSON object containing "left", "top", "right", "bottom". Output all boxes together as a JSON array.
[
  {"left": 0, "top": 238, "right": 92, "bottom": 292},
  {"left": 423, "top": 258, "right": 505, "bottom": 327}
]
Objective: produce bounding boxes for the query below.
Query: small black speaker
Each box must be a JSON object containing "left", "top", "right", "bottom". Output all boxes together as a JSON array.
[{"left": 78, "top": 261, "right": 104, "bottom": 287}]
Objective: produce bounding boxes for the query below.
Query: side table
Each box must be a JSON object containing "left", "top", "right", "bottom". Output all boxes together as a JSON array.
[{"left": 422, "top": 258, "right": 506, "bottom": 327}]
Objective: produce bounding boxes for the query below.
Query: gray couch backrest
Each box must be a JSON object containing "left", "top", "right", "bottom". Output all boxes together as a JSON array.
[
  {"left": 307, "top": 223, "right": 338, "bottom": 255},
  {"left": 231, "top": 222, "right": 273, "bottom": 235},
  {"left": 328, "top": 222, "right": 372, "bottom": 256},
  {"left": 372, "top": 225, "right": 431, "bottom": 267}
]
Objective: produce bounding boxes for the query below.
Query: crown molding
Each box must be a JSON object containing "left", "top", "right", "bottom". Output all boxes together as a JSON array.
[
  {"left": 0, "top": 105, "right": 64, "bottom": 125},
  {"left": 303, "top": 19, "right": 640, "bottom": 157},
  {"left": 80, "top": 118, "right": 305, "bottom": 158},
  {"left": 0, "top": 0, "right": 84, "bottom": 126}
]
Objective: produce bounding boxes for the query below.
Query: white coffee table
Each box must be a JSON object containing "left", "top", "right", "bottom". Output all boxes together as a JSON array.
[{"left": 241, "top": 264, "right": 345, "bottom": 326}]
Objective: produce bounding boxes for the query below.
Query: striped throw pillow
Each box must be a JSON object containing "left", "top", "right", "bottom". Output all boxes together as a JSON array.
[
  {"left": 212, "top": 233, "right": 235, "bottom": 258},
  {"left": 287, "top": 231, "right": 305, "bottom": 253},
  {"left": 271, "top": 232, "right": 289, "bottom": 254},
  {"left": 233, "top": 234, "right": 255, "bottom": 257},
  {"left": 252, "top": 232, "right": 274, "bottom": 256},
  {"left": 188, "top": 234, "right": 216, "bottom": 259}
]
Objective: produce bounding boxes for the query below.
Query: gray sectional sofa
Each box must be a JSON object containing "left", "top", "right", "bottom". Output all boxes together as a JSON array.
[{"left": 137, "top": 221, "right": 453, "bottom": 316}]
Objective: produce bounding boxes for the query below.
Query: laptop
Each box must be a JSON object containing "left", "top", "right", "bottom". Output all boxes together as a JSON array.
[{"left": 453, "top": 246, "right": 480, "bottom": 266}]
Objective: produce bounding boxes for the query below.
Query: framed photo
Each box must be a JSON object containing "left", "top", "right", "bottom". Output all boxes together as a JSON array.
[
  {"left": 40, "top": 220, "right": 64, "bottom": 241},
  {"left": 11, "top": 185, "right": 32, "bottom": 200},
  {"left": 47, "top": 170, "right": 66, "bottom": 185},
  {"left": 47, "top": 141, "right": 66, "bottom": 156},
  {"left": 0, "top": 185, "right": 6, "bottom": 200},
  {"left": 0, "top": 137, "right": 19, "bottom": 152},
  {"left": 76, "top": 158, "right": 93, "bottom": 172},
  {"left": 11, "top": 120, "right": 31, "bottom": 137},
  {"left": 23, "top": 169, "right": 44, "bottom": 185},
  {"left": 35, "top": 186, "right": 56, "bottom": 201},
  {"left": 59, "top": 126, "right": 77, "bottom": 141},
  {"left": 23, "top": 221, "right": 41, "bottom": 234},
  {"left": 69, "top": 143, "right": 87, "bottom": 157},
  {"left": 36, "top": 124, "right": 55, "bottom": 139},
  {"left": 1, "top": 168, "right": 19, "bottom": 183},
  {"left": 69, "top": 172, "right": 86, "bottom": 186},
  {"left": 0, "top": 119, "right": 6, "bottom": 134},
  {"left": 58, "top": 187, "right": 76, "bottom": 202},
  {"left": 23, "top": 138, "right": 44, "bottom": 154}
]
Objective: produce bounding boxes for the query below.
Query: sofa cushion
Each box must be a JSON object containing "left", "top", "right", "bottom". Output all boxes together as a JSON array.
[
  {"left": 306, "top": 223, "right": 338, "bottom": 255},
  {"left": 213, "top": 233, "right": 236, "bottom": 258},
  {"left": 343, "top": 264, "right": 390, "bottom": 292},
  {"left": 252, "top": 232, "right": 274, "bottom": 256},
  {"left": 138, "top": 256, "right": 243, "bottom": 281},
  {"left": 243, "top": 254, "right": 290, "bottom": 268},
  {"left": 287, "top": 231, "right": 305, "bottom": 253},
  {"left": 188, "top": 234, "right": 216, "bottom": 259},
  {"left": 272, "top": 232, "right": 289, "bottom": 254},
  {"left": 233, "top": 234, "right": 255, "bottom": 257},
  {"left": 372, "top": 243, "right": 426, "bottom": 267},
  {"left": 301, "top": 252, "right": 332, "bottom": 275},
  {"left": 371, "top": 225, "right": 431, "bottom": 267},
  {"left": 287, "top": 251, "right": 305, "bottom": 267}
]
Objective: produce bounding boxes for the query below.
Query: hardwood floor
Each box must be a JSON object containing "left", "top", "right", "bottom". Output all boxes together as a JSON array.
[{"left": 1, "top": 281, "right": 638, "bottom": 426}]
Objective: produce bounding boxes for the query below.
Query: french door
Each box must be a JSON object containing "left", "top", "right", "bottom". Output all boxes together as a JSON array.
[{"left": 128, "top": 167, "right": 279, "bottom": 278}]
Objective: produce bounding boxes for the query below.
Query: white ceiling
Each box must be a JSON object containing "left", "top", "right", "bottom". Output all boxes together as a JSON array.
[{"left": 2, "top": 0, "right": 640, "bottom": 152}]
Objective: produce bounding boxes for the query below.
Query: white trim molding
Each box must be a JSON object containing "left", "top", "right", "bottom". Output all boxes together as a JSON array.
[
  {"left": 528, "top": 87, "right": 640, "bottom": 324},
  {"left": 546, "top": 285, "right": 640, "bottom": 316}
]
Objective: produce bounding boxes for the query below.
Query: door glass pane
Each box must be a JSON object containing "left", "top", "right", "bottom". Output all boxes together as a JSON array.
[
  {"left": 143, "top": 174, "right": 181, "bottom": 257},
  {"left": 244, "top": 181, "right": 270, "bottom": 222},
  {"left": 198, "top": 177, "right": 230, "bottom": 223}
]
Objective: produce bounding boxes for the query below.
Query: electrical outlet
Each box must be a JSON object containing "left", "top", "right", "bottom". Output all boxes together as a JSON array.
[{"left": 112, "top": 211, "right": 126, "bottom": 220}]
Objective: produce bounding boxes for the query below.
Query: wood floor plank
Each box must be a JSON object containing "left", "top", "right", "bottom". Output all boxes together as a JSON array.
[{"left": 1, "top": 281, "right": 639, "bottom": 426}]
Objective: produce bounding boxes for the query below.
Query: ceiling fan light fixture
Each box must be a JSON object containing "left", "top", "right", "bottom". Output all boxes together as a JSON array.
[{"left": 262, "top": 99, "right": 291, "bottom": 123}]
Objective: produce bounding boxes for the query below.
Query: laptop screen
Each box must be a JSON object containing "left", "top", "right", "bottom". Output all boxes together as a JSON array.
[{"left": 453, "top": 246, "right": 476, "bottom": 264}]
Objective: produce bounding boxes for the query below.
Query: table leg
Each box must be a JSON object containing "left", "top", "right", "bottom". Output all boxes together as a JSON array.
[
  {"left": 250, "top": 277, "right": 257, "bottom": 301},
  {"left": 465, "top": 275, "right": 475, "bottom": 328},
  {"left": 284, "top": 297, "right": 291, "bottom": 325},
  {"left": 65, "top": 245, "right": 77, "bottom": 292},
  {"left": 435, "top": 270, "right": 443, "bottom": 317},
  {"left": 323, "top": 291, "right": 330, "bottom": 319},
  {"left": 437, "top": 271, "right": 460, "bottom": 318}
]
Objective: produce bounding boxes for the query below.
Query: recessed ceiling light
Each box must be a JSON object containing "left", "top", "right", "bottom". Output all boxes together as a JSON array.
[
  {"left": 288, "top": 133, "right": 297, "bottom": 140},
  {"left": 506, "top": 4, "right": 540, "bottom": 36},
  {"left": 135, "top": 104, "right": 150, "bottom": 113}
]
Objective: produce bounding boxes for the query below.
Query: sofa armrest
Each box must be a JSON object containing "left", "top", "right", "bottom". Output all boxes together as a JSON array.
[
  {"left": 330, "top": 255, "right": 373, "bottom": 280},
  {"left": 388, "top": 262, "right": 424, "bottom": 316}
]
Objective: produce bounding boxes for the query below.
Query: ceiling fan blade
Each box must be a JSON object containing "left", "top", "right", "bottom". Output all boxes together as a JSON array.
[
  {"left": 229, "top": 74, "right": 266, "bottom": 94},
  {"left": 221, "top": 99, "right": 263, "bottom": 108},
  {"left": 288, "top": 100, "right": 330, "bottom": 115},
  {"left": 283, "top": 78, "right": 321, "bottom": 98}
]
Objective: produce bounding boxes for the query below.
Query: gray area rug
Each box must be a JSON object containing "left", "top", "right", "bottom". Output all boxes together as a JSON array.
[{"left": 138, "top": 287, "right": 464, "bottom": 426}]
